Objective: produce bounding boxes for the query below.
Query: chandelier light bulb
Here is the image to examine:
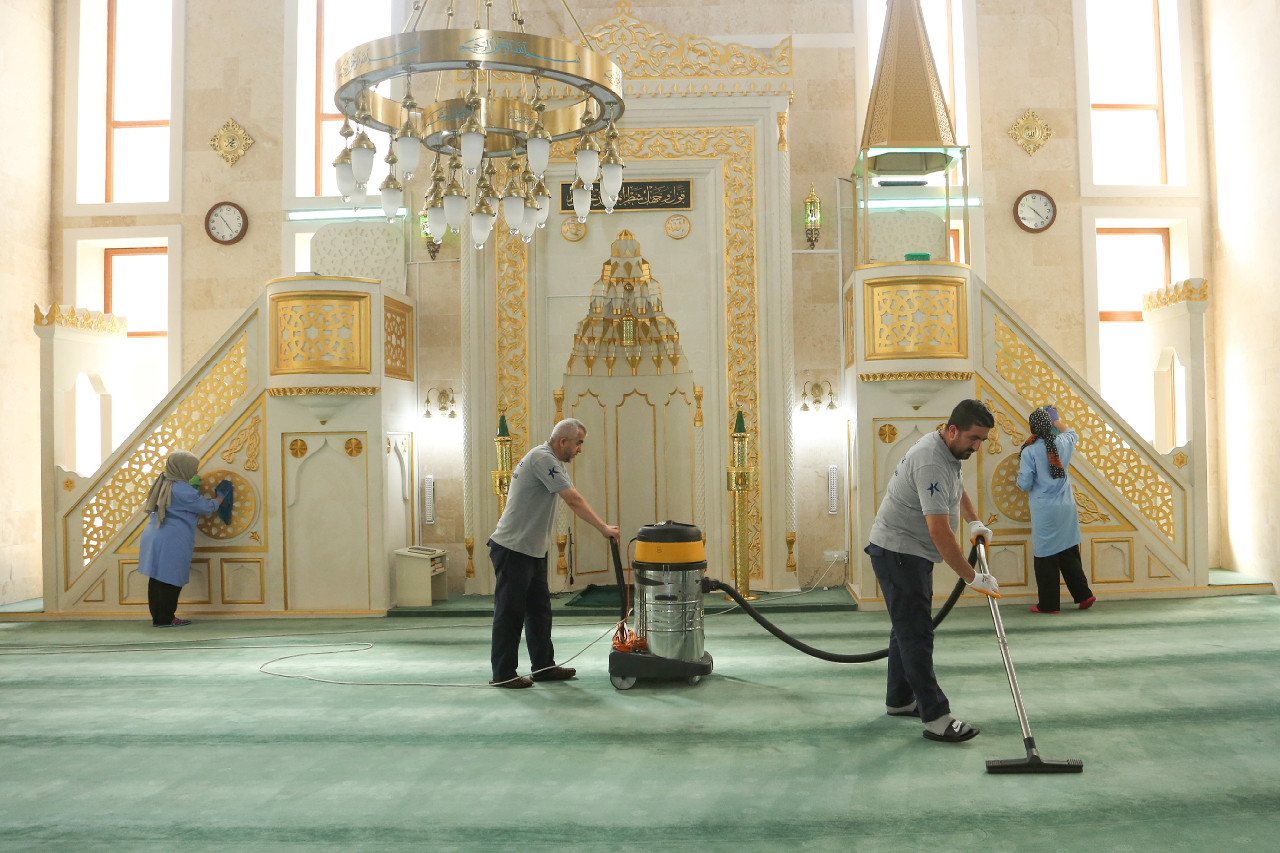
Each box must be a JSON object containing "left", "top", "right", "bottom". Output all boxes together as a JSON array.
[
  {"left": 333, "top": 148, "right": 355, "bottom": 202},
  {"left": 533, "top": 179, "right": 552, "bottom": 228},
  {"left": 349, "top": 180, "right": 368, "bottom": 209},
  {"left": 519, "top": 196, "right": 539, "bottom": 240},
  {"left": 394, "top": 129, "right": 421, "bottom": 181},
  {"left": 426, "top": 193, "right": 447, "bottom": 244},
  {"left": 601, "top": 161, "right": 624, "bottom": 199},
  {"left": 571, "top": 176, "right": 591, "bottom": 223},
  {"left": 460, "top": 126, "right": 486, "bottom": 175},
  {"left": 470, "top": 198, "right": 496, "bottom": 249},
  {"left": 575, "top": 133, "right": 601, "bottom": 184},
  {"left": 600, "top": 189, "right": 616, "bottom": 214},
  {"left": 350, "top": 130, "right": 377, "bottom": 185},
  {"left": 379, "top": 173, "right": 404, "bottom": 221}
]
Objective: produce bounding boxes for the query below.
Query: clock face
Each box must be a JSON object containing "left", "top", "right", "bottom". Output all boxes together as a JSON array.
[
  {"left": 205, "top": 202, "right": 247, "bottom": 245},
  {"left": 1014, "top": 190, "right": 1056, "bottom": 233}
]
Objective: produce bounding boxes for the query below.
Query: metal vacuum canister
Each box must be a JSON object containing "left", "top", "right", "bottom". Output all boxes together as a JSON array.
[{"left": 632, "top": 521, "right": 707, "bottom": 662}]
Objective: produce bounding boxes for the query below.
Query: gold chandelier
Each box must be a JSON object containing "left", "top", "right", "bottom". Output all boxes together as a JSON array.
[{"left": 331, "top": 0, "right": 627, "bottom": 250}]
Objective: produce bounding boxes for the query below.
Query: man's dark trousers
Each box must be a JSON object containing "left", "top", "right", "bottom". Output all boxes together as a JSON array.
[
  {"left": 866, "top": 544, "right": 951, "bottom": 723},
  {"left": 488, "top": 539, "right": 555, "bottom": 680}
]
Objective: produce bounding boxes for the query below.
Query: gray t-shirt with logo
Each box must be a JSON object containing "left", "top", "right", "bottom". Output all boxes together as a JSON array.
[
  {"left": 490, "top": 443, "right": 574, "bottom": 558},
  {"left": 868, "top": 430, "right": 962, "bottom": 563}
]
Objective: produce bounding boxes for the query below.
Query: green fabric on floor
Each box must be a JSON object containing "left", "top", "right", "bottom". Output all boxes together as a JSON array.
[{"left": 3, "top": 596, "right": 1280, "bottom": 851}]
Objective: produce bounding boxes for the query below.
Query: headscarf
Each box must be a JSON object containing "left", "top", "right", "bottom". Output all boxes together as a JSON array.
[
  {"left": 1020, "top": 408, "right": 1065, "bottom": 479},
  {"left": 142, "top": 450, "right": 201, "bottom": 525}
]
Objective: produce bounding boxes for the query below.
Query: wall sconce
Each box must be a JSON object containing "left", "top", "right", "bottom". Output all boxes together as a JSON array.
[
  {"left": 424, "top": 387, "right": 457, "bottom": 418},
  {"left": 800, "top": 379, "right": 837, "bottom": 412},
  {"left": 804, "top": 183, "right": 822, "bottom": 249}
]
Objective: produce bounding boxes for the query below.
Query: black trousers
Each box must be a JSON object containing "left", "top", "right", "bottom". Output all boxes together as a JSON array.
[
  {"left": 147, "top": 577, "right": 183, "bottom": 625},
  {"left": 866, "top": 544, "right": 950, "bottom": 723},
  {"left": 1033, "top": 544, "right": 1093, "bottom": 611},
  {"left": 488, "top": 540, "right": 555, "bottom": 680}
]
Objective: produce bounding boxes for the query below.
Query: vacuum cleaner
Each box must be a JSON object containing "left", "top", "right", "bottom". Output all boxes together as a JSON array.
[{"left": 974, "top": 539, "right": 1084, "bottom": 774}]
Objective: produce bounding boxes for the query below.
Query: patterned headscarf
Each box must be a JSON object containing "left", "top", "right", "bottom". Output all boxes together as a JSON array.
[
  {"left": 1021, "top": 408, "right": 1065, "bottom": 479},
  {"left": 142, "top": 450, "right": 201, "bottom": 525}
]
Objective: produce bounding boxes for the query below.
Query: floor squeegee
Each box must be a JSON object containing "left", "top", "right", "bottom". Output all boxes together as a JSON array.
[{"left": 975, "top": 539, "right": 1084, "bottom": 774}]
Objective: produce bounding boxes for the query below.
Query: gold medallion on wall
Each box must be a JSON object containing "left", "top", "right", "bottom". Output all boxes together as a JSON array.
[{"left": 665, "top": 214, "right": 691, "bottom": 240}]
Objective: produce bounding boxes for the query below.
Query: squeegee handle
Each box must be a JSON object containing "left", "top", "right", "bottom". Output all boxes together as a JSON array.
[{"left": 609, "top": 539, "right": 628, "bottom": 622}]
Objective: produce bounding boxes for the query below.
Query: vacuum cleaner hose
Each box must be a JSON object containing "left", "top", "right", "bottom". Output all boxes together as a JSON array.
[{"left": 703, "top": 576, "right": 966, "bottom": 663}]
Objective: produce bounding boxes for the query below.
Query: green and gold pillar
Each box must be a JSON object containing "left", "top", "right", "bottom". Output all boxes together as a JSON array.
[
  {"left": 727, "top": 410, "right": 758, "bottom": 600},
  {"left": 492, "top": 414, "right": 514, "bottom": 519}
]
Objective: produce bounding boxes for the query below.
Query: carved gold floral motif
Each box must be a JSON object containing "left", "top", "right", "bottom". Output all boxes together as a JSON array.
[
  {"left": 589, "top": 2, "right": 791, "bottom": 80},
  {"left": 267, "top": 386, "right": 379, "bottom": 396},
  {"left": 1007, "top": 109, "right": 1054, "bottom": 156},
  {"left": 289, "top": 439, "right": 308, "bottom": 458},
  {"left": 345, "top": 438, "right": 364, "bottom": 458},
  {"left": 72, "top": 335, "right": 250, "bottom": 574},
  {"left": 878, "top": 424, "right": 898, "bottom": 444},
  {"left": 384, "top": 297, "right": 414, "bottom": 381},
  {"left": 994, "top": 316, "right": 1176, "bottom": 539},
  {"left": 271, "top": 292, "right": 371, "bottom": 375},
  {"left": 34, "top": 304, "right": 128, "bottom": 335},
  {"left": 220, "top": 415, "right": 262, "bottom": 472},
  {"left": 1143, "top": 279, "right": 1209, "bottom": 312},
  {"left": 496, "top": 228, "right": 530, "bottom": 459},
  {"left": 209, "top": 117, "right": 255, "bottom": 166}
]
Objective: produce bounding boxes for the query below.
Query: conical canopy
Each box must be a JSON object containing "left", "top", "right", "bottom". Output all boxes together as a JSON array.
[{"left": 859, "top": 0, "right": 957, "bottom": 175}]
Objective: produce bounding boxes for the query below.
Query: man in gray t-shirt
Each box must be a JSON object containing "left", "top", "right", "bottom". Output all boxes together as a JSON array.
[
  {"left": 865, "top": 399, "right": 1000, "bottom": 743},
  {"left": 488, "top": 418, "right": 619, "bottom": 688}
]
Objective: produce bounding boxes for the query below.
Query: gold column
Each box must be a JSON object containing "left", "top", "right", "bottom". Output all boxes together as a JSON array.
[
  {"left": 726, "top": 410, "right": 758, "bottom": 600},
  {"left": 465, "top": 537, "right": 475, "bottom": 579},
  {"left": 492, "top": 414, "right": 514, "bottom": 519}
]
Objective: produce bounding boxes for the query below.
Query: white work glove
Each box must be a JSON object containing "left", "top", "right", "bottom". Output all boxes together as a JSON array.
[
  {"left": 968, "top": 520, "right": 994, "bottom": 545},
  {"left": 967, "top": 571, "right": 1001, "bottom": 598}
]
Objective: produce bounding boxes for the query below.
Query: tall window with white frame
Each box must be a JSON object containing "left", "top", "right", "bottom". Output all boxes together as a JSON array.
[
  {"left": 1095, "top": 228, "right": 1171, "bottom": 440},
  {"left": 1083, "top": 0, "right": 1185, "bottom": 186},
  {"left": 104, "top": 247, "right": 171, "bottom": 444},
  {"left": 295, "top": 0, "right": 400, "bottom": 200},
  {"left": 101, "top": 0, "right": 174, "bottom": 203}
]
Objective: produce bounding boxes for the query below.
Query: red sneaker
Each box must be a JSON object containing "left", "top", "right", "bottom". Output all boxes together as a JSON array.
[
  {"left": 1030, "top": 605, "right": 1059, "bottom": 614},
  {"left": 1079, "top": 596, "right": 1097, "bottom": 610}
]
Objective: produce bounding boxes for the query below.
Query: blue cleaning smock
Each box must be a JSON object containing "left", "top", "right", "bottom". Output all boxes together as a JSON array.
[
  {"left": 1016, "top": 428, "right": 1082, "bottom": 557},
  {"left": 138, "top": 481, "right": 222, "bottom": 587}
]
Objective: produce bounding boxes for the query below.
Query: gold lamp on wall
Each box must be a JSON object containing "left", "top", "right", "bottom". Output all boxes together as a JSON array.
[
  {"left": 423, "top": 387, "right": 457, "bottom": 418},
  {"left": 804, "top": 184, "right": 822, "bottom": 249},
  {"left": 800, "top": 379, "right": 837, "bottom": 411}
]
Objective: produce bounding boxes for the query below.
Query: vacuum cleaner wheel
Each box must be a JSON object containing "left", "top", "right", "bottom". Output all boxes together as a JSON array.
[{"left": 610, "top": 674, "right": 638, "bottom": 690}]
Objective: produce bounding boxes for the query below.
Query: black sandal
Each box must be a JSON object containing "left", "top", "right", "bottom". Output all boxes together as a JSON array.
[{"left": 923, "top": 719, "right": 980, "bottom": 742}]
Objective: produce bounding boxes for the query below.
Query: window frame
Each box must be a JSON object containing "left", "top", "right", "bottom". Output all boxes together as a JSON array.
[
  {"left": 64, "top": 0, "right": 185, "bottom": 214},
  {"left": 1073, "top": 0, "right": 1201, "bottom": 197},
  {"left": 104, "top": 246, "right": 170, "bottom": 337}
]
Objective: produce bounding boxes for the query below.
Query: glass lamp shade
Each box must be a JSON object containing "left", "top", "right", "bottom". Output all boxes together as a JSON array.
[
  {"left": 333, "top": 154, "right": 356, "bottom": 201},
  {"left": 519, "top": 200, "right": 538, "bottom": 240},
  {"left": 394, "top": 134, "right": 421, "bottom": 180},
  {"left": 575, "top": 148, "right": 600, "bottom": 184},
  {"left": 470, "top": 205, "right": 496, "bottom": 249},
  {"left": 536, "top": 194, "right": 551, "bottom": 227},
  {"left": 349, "top": 181, "right": 368, "bottom": 209},
  {"left": 443, "top": 193, "right": 468, "bottom": 233},
  {"left": 500, "top": 194, "right": 525, "bottom": 234},
  {"left": 426, "top": 204, "right": 447, "bottom": 244},
  {"left": 460, "top": 130, "right": 486, "bottom": 175},
  {"left": 572, "top": 179, "right": 592, "bottom": 222},
  {"left": 350, "top": 131, "right": 376, "bottom": 185},
  {"left": 600, "top": 189, "right": 616, "bottom": 214},
  {"left": 601, "top": 162, "right": 624, "bottom": 198},
  {"left": 526, "top": 135, "right": 551, "bottom": 177},
  {"left": 379, "top": 178, "right": 403, "bottom": 221}
]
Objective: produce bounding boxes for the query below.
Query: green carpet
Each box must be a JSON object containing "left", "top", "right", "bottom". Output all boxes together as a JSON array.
[
  {"left": 3, "top": 596, "right": 1280, "bottom": 850},
  {"left": 564, "top": 583, "right": 626, "bottom": 607}
]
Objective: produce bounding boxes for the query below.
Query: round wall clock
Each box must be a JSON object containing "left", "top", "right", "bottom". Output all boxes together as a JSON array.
[
  {"left": 205, "top": 201, "right": 248, "bottom": 245},
  {"left": 1013, "top": 190, "right": 1056, "bottom": 233}
]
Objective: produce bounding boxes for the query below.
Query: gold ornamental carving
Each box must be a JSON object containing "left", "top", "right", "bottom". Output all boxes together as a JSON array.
[
  {"left": 859, "top": 371, "right": 974, "bottom": 382},
  {"left": 994, "top": 316, "right": 1176, "bottom": 539},
  {"left": 561, "top": 217, "right": 587, "bottom": 242},
  {"left": 1143, "top": 279, "right": 1209, "bottom": 312},
  {"left": 556, "top": 535, "right": 569, "bottom": 576},
  {"left": 693, "top": 385, "right": 705, "bottom": 427},
  {"left": 344, "top": 438, "right": 364, "bottom": 458},
  {"left": 864, "top": 276, "right": 967, "bottom": 359},
  {"left": 589, "top": 3, "right": 792, "bottom": 80},
  {"left": 209, "top": 117, "right": 255, "bottom": 166},
  {"left": 496, "top": 229, "right": 531, "bottom": 458},
  {"left": 268, "top": 386, "right": 379, "bottom": 397},
  {"left": 289, "top": 439, "right": 308, "bottom": 458},
  {"left": 878, "top": 424, "right": 898, "bottom": 444},
  {"left": 34, "top": 304, "right": 127, "bottom": 336},
  {"left": 220, "top": 415, "right": 262, "bottom": 472},
  {"left": 844, "top": 286, "right": 857, "bottom": 368},
  {"left": 271, "top": 292, "right": 371, "bottom": 375},
  {"left": 785, "top": 531, "right": 796, "bottom": 573},
  {"left": 465, "top": 537, "right": 476, "bottom": 579},
  {"left": 71, "top": 334, "right": 250, "bottom": 576},
  {"left": 384, "top": 297, "right": 414, "bottom": 381},
  {"left": 1075, "top": 489, "right": 1112, "bottom": 525},
  {"left": 777, "top": 111, "right": 789, "bottom": 151},
  {"left": 63, "top": 479, "right": 76, "bottom": 492},
  {"left": 1173, "top": 452, "right": 1189, "bottom": 469},
  {"left": 554, "top": 387, "right": 565, "bottom": 422},
  {"left": 1008, "top": 109, "right": 1054, "bottom": 156},
  {"left": 196, "top": 470, "right": 256, "bottom": 540}
]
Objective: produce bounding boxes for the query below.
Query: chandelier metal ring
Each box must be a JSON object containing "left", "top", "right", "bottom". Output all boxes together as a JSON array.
[{"left": 334, "top": 28, "right": 625, "bottom": 157}]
